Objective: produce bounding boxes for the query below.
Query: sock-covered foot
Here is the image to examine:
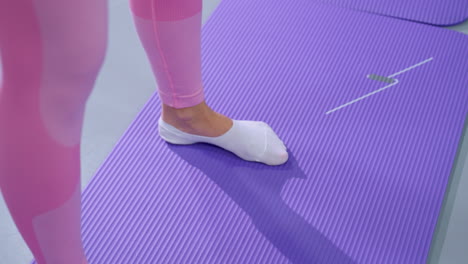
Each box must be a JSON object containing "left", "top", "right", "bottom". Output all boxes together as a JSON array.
[{"left": 158, "top": 116, "right": 289, "bottom": 166}]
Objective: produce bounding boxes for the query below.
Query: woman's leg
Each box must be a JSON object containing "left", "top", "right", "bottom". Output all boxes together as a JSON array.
[
  {"left": 129, "top": 0, "right": 288, "bottom": 165},
  {"left": 129, "top": 0, "right": 205, "bottom": 109},
  {"left": 129, "top": 0, "right": 232, "bottom": 135},
  {"left": 0, "top": 0, "right": 107, "bottom": 263}
]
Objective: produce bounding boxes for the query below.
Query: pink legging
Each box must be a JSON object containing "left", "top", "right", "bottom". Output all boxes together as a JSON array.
[{"left": 0, "top": 0, "right": 204, "bottom": 263}]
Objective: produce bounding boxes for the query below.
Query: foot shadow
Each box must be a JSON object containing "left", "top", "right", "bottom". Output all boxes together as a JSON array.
[{"left": 167, "top": 143, "right": 354, "bottom": 264}]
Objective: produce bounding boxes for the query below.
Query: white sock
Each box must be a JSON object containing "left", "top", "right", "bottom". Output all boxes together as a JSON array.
[{"left": 158, "top": 117, "right": 289, "bottom": 166}]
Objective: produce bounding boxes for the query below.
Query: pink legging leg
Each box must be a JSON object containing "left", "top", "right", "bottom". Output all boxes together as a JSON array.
[
  {"left": 0, "top": 0, "right": 107, "bottom": 263},
  {"left": 130, "top": 0, "right": 205, "bottom": 109},
  {"left": 0, "top": 0, "right": 202, "bottom": 263}
]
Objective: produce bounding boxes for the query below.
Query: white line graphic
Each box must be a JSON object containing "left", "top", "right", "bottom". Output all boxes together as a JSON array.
[
  {"left": 388, "top": 57, "right": 433, "bottom": 78},
  {"left": 326, "top": 57, "right": 434, "bottom": 115},
  {"left": 326, "top": 80, "right": 400, "bottom": 115}
]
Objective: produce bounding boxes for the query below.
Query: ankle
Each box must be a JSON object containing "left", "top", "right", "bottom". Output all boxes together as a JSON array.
[{"left": 162, "top": 101, "right": 213, "bottom": 122}]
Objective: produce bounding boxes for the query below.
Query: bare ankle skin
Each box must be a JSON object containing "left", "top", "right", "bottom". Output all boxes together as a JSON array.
[{"left": 161, "top": 101, "right": 232, "bottom": 137}]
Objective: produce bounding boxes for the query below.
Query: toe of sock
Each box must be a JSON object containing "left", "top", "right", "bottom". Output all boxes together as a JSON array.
[
  {"left": 257, "top": 123, "right": 287, "bottom": 165},
  {"left": 266, "top": 147, "right": 289, "bottom": 165},
  {"left": 268, "top": 129, "right": 286, "bottom": 150},
  {"left": 262, "top": 134, "right": 289, "bottom": 165}
]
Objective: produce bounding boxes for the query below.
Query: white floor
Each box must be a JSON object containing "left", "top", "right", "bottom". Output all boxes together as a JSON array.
[{"left": 0, "top": 1, "right": 467, "bottom": 263}]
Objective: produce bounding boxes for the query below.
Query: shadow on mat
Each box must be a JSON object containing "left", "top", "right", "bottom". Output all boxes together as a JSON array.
[{"left": 168, "top": 143, "right": 354, "bottom": 264}]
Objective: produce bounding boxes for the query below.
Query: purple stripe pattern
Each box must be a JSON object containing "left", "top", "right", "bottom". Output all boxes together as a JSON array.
[
  {"left": 32, "top": 0, "right": 468, "bottom": 263},
  {"left": 315, "top": 0, "right": 468, "bottom": 25}
]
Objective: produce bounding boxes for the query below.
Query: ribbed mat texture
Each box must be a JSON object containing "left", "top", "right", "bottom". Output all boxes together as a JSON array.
[
  {"left": 315, "top": 0, "right": 468, "bottom": 25},
  {"left": 32, "top": 0, "right": 468, "bottom": 263}
]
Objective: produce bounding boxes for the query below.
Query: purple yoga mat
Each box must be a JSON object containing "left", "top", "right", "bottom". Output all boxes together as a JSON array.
[
  {"left": 316, "top": 0, "right": 468, "bottom": 26},
  {"left": 32, "top": 0, "right": 467, "bottom": 263}
]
